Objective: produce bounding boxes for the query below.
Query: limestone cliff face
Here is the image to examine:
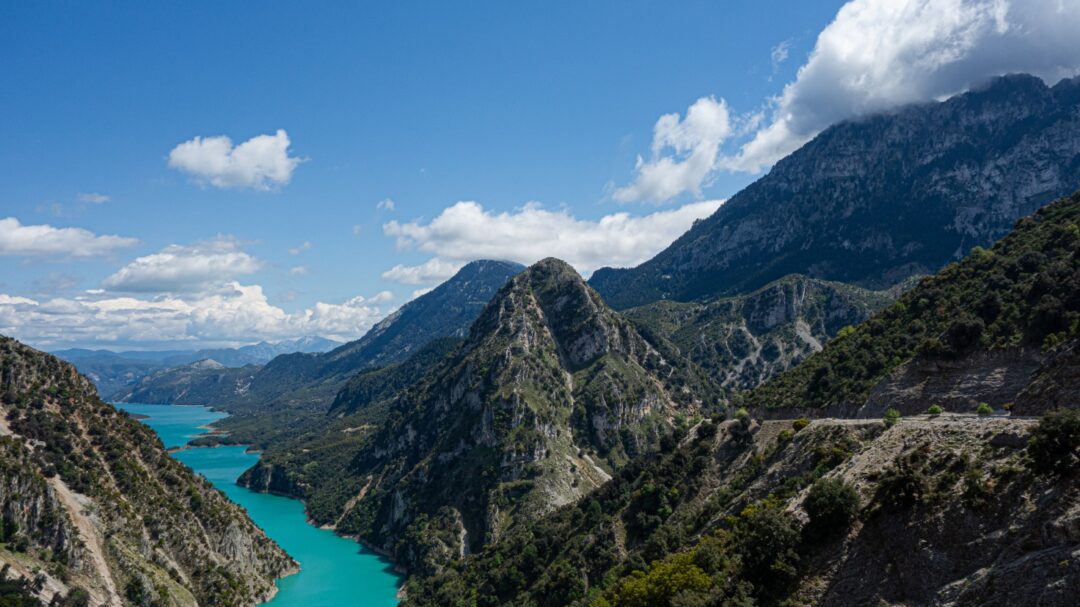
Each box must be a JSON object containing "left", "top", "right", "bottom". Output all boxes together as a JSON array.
[
  {"left": 626, "top": 275, "right": 896, "bottom": 401},
  {"left": 591, "top": 74, "right": 1080, "bottom": 309},
  {"left": 243, "top": 258, "right": 712, "bottom": 576},
  {"left": 0, "top": 336, "right": 296, "bottom": 606}
]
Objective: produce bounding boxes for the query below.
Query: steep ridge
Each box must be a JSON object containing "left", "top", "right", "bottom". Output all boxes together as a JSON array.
[
  {"left": 119, "top": 260, "right": 523, "bottom": 412},
  {"left": 743, "top": 189, "right": 1080, "bottom": 418},
  {"left": 0, "top": 336, "right": 295, "bottom": 606},
  {"left": 625, "top": 275, "right": 896, "bottom": 402},
  {"left": 591, "top": 74, "right": 1080, "bottom": 309},
  {"left": 240, "top": 259, "right": 715, "bottom": 575},
  {"left": 402, "top": 193, "right": 1080, "bottom": 607}
]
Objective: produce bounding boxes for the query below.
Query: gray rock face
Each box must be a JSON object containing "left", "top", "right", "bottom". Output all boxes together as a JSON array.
[{"left": 591, "top": 74, "right": 1080, "bottom": 309}]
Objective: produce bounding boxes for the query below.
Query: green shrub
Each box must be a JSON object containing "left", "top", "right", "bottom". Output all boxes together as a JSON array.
[
  {"left": 792, "top": 418, "right": 810, "bottom": 432},
  {"left": 975, "top": 402, "right": 993, "bottom": 416},
  {"left": 883, "top": 408, "right": 901, "bottom": 428},
  {"left": 1027, "top": 408, "right": 1080, "bottom": 475},
  {"left": 927, "top": 404, "right": 944, "bottom": 415},
  {"left": 804, "top": 478, "right": 859, "bottom": 534}
]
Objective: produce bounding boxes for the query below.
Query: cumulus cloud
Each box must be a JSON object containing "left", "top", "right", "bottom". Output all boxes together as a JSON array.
[
  {"left": 727, "top": 0, "right": 1080, "bottom": 172},
  {"left": 382, "top": 257, "right": 463, "bottom": 285},
  {"left": 377, "top": 198, "right": 396, "bottom": 211},
  {"left": 289, "top": 265, "right": 309, "bottom": 275},
  {"left": 0, "top": 283, "right": 395, "bottom": 348},
  {"left": 614, "top": 96, "right": 732, "bottom": 203},
  {"left": 77, "top": 192, "right": 110, "bottom": 204},
  {"left": 102, "top": 237, "right": 261, "bottom": 293},
  {"left": 382, "top": 199, "right": 723, "bottom": 284},
  {"left": 0, "top": 217, "right": 138, "bottom": 257},
  {"left": 168, "top": 129, "right": 303, "bottom": 190}
]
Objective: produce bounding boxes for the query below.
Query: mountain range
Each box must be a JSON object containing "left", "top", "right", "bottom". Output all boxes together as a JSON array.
[
  {"left": 116, "top": 260, "right": 524, "bottom": 413},
  {"left": 54, "top": 336, "right": 341, "bottom": 400},
  {"left": 402, "top": 176, "right": 1080, "bottom": 607},
  {"left": 10, "top": 73, "right": 1080, "bottom": 606},
  {"left": 590, "top": 74, "right": 1080, "bottom": 309}
]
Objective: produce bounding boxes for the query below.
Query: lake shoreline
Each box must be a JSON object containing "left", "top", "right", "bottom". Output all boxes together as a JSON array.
[{"left": 117, "top": 403, "right": 403, "bottom": 606}]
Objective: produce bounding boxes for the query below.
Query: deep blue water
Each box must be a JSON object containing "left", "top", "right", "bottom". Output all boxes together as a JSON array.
[{"left": 119, "top": 403, "right": 401, "bottom": 606}]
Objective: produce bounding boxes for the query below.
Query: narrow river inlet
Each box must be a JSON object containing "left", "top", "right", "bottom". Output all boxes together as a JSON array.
[{"left": 118, "top": 403, "right": 402, "bottom": 607}]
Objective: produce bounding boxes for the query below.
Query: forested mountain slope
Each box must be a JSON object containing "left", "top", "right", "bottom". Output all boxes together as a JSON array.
[
  {"left": 240, "top": 259, "right": 715, "bottom": 575},
  {"left": 402, "top": 192, "right": 1080, "bottom": 607},
  {"left": 0, "top": 336, "right": 295, "bottom": 606},
  {"left": 743, "top": 189, "right": 1080, "bottom": 418}
]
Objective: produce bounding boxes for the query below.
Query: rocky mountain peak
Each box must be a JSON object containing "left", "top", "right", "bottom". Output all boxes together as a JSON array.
[{"left": 590, "top": 73, "right": 1080, "bottom": 309}]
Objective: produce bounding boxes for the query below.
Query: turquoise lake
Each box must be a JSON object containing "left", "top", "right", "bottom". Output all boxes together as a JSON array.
[{"left": 118, "top": 403, "right": 402, "bottom": 607}]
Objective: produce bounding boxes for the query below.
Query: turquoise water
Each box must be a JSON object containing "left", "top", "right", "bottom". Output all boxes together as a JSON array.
[{"left": 119, "top": 403, "right": 401, "bottom": 607}]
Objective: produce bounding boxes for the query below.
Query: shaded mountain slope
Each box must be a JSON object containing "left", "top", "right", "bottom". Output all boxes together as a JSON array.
[
  {"left": 0, "top": 336, "right": 295, "bottom": 606},
  {"left": 591, "top": 74, "right": 1080, "bottom": 309},
  {"left": 742, "top": 189, "right": 1080, "bottom": 417},
  {"left": 240, "top": 259, "right": 715, "bottom": 575}
]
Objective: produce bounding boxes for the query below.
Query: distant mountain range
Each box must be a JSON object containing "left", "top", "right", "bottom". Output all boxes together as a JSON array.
[
  {"left": 591, "top": 74, "right": 1080, "bottom": 309},
  {"left": 118, "top": 260, "right": 525, "bottom": 410},
  {"left": 54, "top": 335, "right": 342, "bottom": 399}
]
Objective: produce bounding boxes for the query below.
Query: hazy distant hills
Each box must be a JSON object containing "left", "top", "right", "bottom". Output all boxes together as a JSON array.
[
  {"left": 591, "top": 74, "right": 1080, "bottom": 309},
  {"left": 118, "top": 260, "right": 525, "bottom": 410},
  {"left": 54, "top": 335, "right": 342, "bottom": 400}
]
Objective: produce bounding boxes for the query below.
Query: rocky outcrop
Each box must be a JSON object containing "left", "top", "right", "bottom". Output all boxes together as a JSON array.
[
  {"left": 591, "top": 74, "right": 1080, "bottom": 309},
  {"left": 0, "top": 336, "right": 296, "bottom": 606},
  {"left": 626, "top": 275, "right": 895, "bottom": 401},
  {"left": 243, "top": 258, "right": 713, "bottom": 576}
]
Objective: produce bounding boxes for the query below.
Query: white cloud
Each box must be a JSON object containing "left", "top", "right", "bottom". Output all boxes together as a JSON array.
[
  {"left": 0, "top": 217, "right": 138, "bottom": 257},
  {"left": 727, "top": 0, "right": 1080, "bottom": 172},
  {"left": 289, "top": 265, "right": 309, "bottom": 275},
  {"left": 0, "top": 283, "right": 394, "bottom": 348},
  {"left": 377, "top": 198, "right": 396, "bottom": 211},
  {"left": 382, "top": 257, "right": 464, "bottom": 285},
  {"left": 383, "top": 199, "right": 723, "bottom": 284},
  {"left": 77, "top": 192, "right": 110, "bottom": 204},
  {"left": 102, "top": 237, "right": 261, "bottom": 293},
  {"left": 288, "top": 241, "right": 312, "bottom": 255},
  {"left": 352, "top": 224, "right": 363, "bottom": 236},
  {"left": 770, "top": 39, "right": 792, "bottom": 71},
  {"left": 614, "top": 96, "right": 732, "bottom": 203},
  {"left": 168, "top": 129, "right": 303, "bottom": 190}
]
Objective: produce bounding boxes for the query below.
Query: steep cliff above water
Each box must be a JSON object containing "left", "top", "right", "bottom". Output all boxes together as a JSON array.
[{"left": 0, "top": 336, "right": 296, "bottom": 606}]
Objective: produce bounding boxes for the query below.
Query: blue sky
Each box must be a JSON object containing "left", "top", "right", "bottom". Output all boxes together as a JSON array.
[{"left": 2, "top": 0, "right": 1077, "bottom": 349}]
